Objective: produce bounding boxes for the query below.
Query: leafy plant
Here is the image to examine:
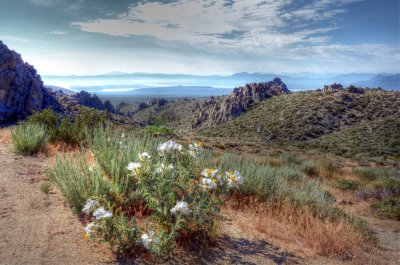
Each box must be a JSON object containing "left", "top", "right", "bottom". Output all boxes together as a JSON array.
[{"left": 11, "top": 123, "right": 49, "bottom": 155}]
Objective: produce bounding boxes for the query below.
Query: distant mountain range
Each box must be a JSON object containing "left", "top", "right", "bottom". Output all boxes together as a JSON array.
[{"left": 42, "top": 72, "right": 400, "bottom": 96}]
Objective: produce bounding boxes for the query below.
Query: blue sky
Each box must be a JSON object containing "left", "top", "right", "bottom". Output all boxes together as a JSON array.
[{"left": 0, "top": 0, "right": 399, "bottom": 75}]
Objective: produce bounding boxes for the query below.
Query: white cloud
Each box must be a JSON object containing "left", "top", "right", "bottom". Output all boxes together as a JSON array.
[
  {"left": 71, "top": 0, "right": 349, "bottom": 54},
  {"left": 49, "top": 30, "right": 68, "bottom": 35}
]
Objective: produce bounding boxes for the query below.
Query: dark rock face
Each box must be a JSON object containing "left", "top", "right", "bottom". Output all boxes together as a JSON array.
[
  {"left": 74, "top": 91, "right": 117, "bottom": 114},
  {"left": 0, "top": 41, "right": 60, "bottom": 122},
  {"left": 192, "top": 78, "right": 290, "bottom": 128}
]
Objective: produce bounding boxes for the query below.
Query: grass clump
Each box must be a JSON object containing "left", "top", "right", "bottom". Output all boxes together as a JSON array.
[
  {"left": 144, "top": 125, "right": 175, "bottom": 136},
  {"left": 11, "top": 123, "right": 48, "bottom": 155},
  {"left": 371, "top": 197, "right": 400, "bottom": 220},
  {"left": 40, "top": 181, "right": 53, "bottom": 194},
  {"left": 353, "top": 167, "right": 400, "bottom": 220},
  {"left": 334, "top": 179, "right": 360, "bottom": 190}
]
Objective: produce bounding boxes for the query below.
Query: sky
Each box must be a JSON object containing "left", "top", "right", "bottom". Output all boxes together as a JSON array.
[{"left": 0, "top": 0, "right": 399, "bottom": 76}]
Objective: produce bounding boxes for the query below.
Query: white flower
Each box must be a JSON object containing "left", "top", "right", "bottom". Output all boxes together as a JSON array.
[
  {"left": 170, "top": 201, "right": 191, "bottom": 215},
  {"left": 92, "top": 207, "right": 113, "bottom": 219},
  {"left": 138, "top": 152, "right": 151, "bottom": 160},
  {"left": 201, "top": 178, "right": 217, "bottom": 189},
  {"left": 82, "top": 198, "right": 98, "bottom": 215},
  {"left": 201, "top": 168, "right": 219, "bottom": 178},
  {"left": 88, "top": 164, "right": 96, "bottom": 172},
  {"left": 141, "top": 230, "right": 160, "bottom": 250},
  {"left": 106, "top": 137, "right": 111, "bottom": 143},
  {"left": 188, "top": 143, "right": 203, "bottom": 157},
  {"left": 226, "top": 171, "right": 244, "bottom": 188},
  {"left": 127, "top": 162, "right": 142, "bottom": 175},
  {"left": 121, "top": 133, "right": 125, "bottom": 138},
  {"left": 156, "top": 163, "right": 174, "bottom": 173},
  {"left": 83, "top": 222, "right": 98, "bottom": 237},
  {"left": 157, "top": 140, "right": 183, "bottom": 156}
]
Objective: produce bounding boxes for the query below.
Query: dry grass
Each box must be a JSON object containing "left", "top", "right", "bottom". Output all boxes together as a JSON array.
[
  {"left": 223, "top": 198, "right": 367, "bottom": 260},
  {"left": 0, "top": 128, "right": 12, "bottom": 144}
]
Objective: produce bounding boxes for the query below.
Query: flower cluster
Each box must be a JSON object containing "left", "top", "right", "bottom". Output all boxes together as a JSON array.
[
  {"left": 157, "top": 140, "right": 183, "bottom": 156},
  {"left": 138, "top": 152, "right": 151, "bottom": 160},
  {"left": 127, "top": 162, "right": 142, "bottom": 175},
  {"left": 141, "top": 230, "right": 160, "bottom": 250},
  {"left": 188, "top": 142, "right": 203, "bottom": 157},
  {"left": 200, "top": 168, "right": 244, "bottom": 190},
  {"left": 170, "top": 201, "right": 191, "bottom": 215},
  {"left": 82, "top": 198, "right": 112, "bottom": 238},
  {"left": 156, "top": 162, "right": 174, "bottom": 173}
]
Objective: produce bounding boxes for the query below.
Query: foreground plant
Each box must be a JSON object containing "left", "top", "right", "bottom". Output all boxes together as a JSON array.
[
  {"left": 48, "top": 128, "right": 243, "bottom": 256},
  {"left": 11, "top": 123, "right": 48, "bottom": 155}
]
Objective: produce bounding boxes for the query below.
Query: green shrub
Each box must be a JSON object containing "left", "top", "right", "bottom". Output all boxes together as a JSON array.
[
  {"left": 28, "top": 108, "right": 58, "bottom": 141},
  {"left": 334, "top": 179, "right": 360, "bottom": 190},
  {"left": 371, "top": 197, "right": 400, "bottom": 220},
  {"left": 11, "top": 123, "right": 48, "bottom": 155},
  {"left": 145, "top": 125, "right": 175, "bottom": 136},
  {"left": 355, "top": 167, "right": 400, "bottom": 195},
  {"left": 48, "top": 127, "right": 227, "bottom": 255},
  {"left": 40, "top": 181, "right": 52, "bottom": 194},
  {"left": 216, "top": 153, "right": 335, "bottom": 217}
]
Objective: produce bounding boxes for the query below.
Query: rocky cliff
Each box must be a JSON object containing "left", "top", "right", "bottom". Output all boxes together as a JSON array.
[
  {"left": 0, "top": 41, "right": 60, "bottom": 123},
  {"left": 192, "top": 78, "right": 290, "bottom": 128}
]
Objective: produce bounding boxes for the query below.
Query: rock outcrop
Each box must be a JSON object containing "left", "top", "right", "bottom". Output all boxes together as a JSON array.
[
  {"left": 0, "top": 41, "right": 60, "bottom": 122},
  {"left": 74, "top": 91, "right": 116, "bottom": 113},
  {"left": 192, "top": 78, "right": 290, "bottom": 128},
  {"left": 323, "top": 83, "right": 365, "bottom": 94}
]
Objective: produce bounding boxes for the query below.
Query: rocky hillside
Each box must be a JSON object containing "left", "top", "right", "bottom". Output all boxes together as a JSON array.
[
  {"left": 202, "top": 88, "right": 400, "bottom": 157},
  {"left": 0, "top": 41, "right": 61, "bottom": 123},
  {"left": 192, "top": 78, "right": 289, "bottom": 128}
]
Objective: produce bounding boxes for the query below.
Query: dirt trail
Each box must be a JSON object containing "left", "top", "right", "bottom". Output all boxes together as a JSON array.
[{"left": 0, "top": 143, "right": 114, "bottom": 265}]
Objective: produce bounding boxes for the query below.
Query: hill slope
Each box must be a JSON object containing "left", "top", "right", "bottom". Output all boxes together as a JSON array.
[{"left": 201, "top": 89, "right": 400, "bottom": 157}]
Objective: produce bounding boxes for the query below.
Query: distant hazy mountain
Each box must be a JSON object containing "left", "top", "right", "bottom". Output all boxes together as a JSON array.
[
  {"left": 46, "top": 85, "right": 76, "bottom": 95},
  {"left": 42, "top": 72, "right": 400, "bottom": 95},
  {"left": 95, "top": 86, "right": 231, "bottom": 97},
  {"left": 356, "top": 74, "right": 400, "bottom": 90}
]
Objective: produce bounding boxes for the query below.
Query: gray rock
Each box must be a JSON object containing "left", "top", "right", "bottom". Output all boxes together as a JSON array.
[{"left": 0, "top": 41, "right": 61, "bottom": 122}]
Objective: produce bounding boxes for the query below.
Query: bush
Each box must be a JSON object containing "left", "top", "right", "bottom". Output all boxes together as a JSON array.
[
  {"left": 28, "top": 108, "right": 58, "bottom": 141},
  {"left": 11, "top": 123, "right": 48, "bottom": 155},
  {"left": 40, "top": 181, "right": 52, "bottom": 194},
  {"left": 48, "top": 127, "right": 233, "bottom": 255},
  {"left": 27, "top": 107, "right": 108, "bottom": 145},
  {"left": 145, "top": 125, "right": 175, "bottom": 136},
  {"left": 371, "top": 197, "right": 400, "bottom": 220}
]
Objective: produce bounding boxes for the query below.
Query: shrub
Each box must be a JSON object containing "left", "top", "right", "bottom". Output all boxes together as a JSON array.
[
  {"left": 48, "top": 127, "right": 233, "bottom": 255},
  {"left": 334, "top": 179, "right": 360, "bottom": 190},
  {"left": 40, "top": 181, "right": 52, "bottom": 194},
  {"left": 371, "top": 197, "right": 400, "bottom": 220},
  {"left": 28, "top": 108, "right": 58, "bottom": 141},
  {"left": 145, "top": 125, "right": 175, "bottom": 136},
  {"left": 11, "top": 123, "right": 48, "bottom": 155}
]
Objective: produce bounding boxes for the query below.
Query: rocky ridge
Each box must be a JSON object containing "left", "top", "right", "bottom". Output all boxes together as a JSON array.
[{"left": 192, "top": 78, "right": 290, "bottom": 128}]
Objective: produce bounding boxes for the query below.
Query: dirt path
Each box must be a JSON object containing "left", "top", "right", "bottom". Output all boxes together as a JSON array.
[{"left": 0, "top": 143, "right": 114, "bottom": 265}]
